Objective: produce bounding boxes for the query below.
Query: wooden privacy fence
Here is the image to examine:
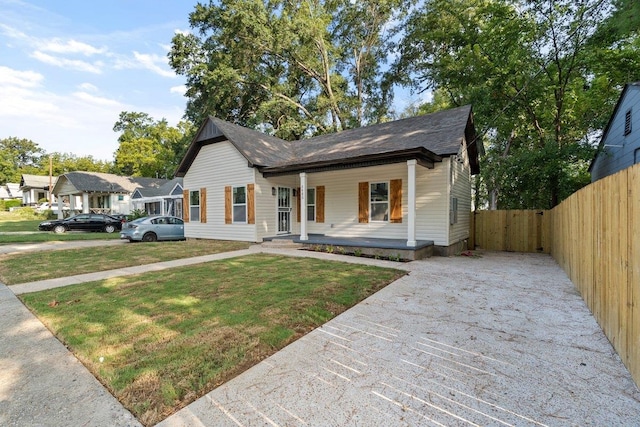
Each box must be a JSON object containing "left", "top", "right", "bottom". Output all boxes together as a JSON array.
[
  {"left": 471, "top": 209, "right": 551, "bottom": 253},
  {"left": 550, "top": 164, "right": 640, "bottom": 387},
  {"left": 470, "top": 163, "right": 640, "bottom": 387}
]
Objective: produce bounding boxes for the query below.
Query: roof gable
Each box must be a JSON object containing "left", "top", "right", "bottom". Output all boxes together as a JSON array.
[{"left": 589, "top": 82, "right": 640, "bottom": 172}]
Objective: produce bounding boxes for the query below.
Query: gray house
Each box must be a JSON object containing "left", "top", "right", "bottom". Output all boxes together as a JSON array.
[
  {"left": 52, "top": 171, "right": 171, "bottom": 217},
  {"left": 130, "top": 177, "right": 184, "bottom": 217},
  {"left": 590, "top": 82, "right": 640, "bottom": 182}
]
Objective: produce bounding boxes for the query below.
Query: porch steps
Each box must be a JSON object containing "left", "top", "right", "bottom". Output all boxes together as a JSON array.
[{"left": 261, "top": 239, "right": 304, "bottom": 249}]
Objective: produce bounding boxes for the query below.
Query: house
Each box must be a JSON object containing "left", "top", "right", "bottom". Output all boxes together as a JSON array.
[
  {"left": 175, "top": 105, "right": 481, "bottom": 258},
  {"left": 19, "top": 174, "right": 57, "bottom": 205},
  {"left": 590, "top": 82, "right": 640, "bottom": 182},
  {"left": 0, "top": 183, "right": 19, "bottom": 200},
  {"left": 52, "top": 171, "right": 171, "bottom": 218},
  {"left": 130, "top": 177, "right": 184, "bottom": 217}
]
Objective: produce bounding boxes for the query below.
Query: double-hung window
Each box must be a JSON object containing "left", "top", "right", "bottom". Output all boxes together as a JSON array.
[
  {"left": 307, "top": 188, "right": 316, "bottom": 221},
  {"left": 370, "top": 182, "right": 389, "bottom": 222},
  {"left": 189, "top": 190, "right": 200, "bottom": 222},
  {"left": 233, "top": 186, "right": 247, "bottom": 223}
]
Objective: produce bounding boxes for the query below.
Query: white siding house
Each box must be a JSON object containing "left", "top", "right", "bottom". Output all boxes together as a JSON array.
[{"left": 177, "top": 105, "right": 482, "bottom": 257}]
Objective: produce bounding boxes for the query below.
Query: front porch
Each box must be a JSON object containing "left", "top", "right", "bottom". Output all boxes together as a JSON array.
[{"left": 264, "top": 234, "right": 434, "bottom": 260}]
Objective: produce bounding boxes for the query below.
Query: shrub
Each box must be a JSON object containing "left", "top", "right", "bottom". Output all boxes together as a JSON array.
[{"left": 129, "top": 209, "right": 147, "bottom": 220}]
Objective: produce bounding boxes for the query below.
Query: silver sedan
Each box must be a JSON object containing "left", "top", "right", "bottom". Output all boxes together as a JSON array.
[{"left": 120, "top": 215, "right": 185, "bottom": 242}]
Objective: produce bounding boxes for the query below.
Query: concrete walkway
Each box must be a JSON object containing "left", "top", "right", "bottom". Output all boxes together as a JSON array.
[{"left": 1, "top": 243, "right": 639, "bottom": 426}]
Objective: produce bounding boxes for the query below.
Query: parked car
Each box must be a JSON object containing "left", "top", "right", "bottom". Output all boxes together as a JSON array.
[
  {"left": 35, "top": 202, "right": 70, "bottom": 214},
  {"left": 38, "top": 214, "right": 123, "bottom": 234},
  {"left": 120, "top": 215, "right": 185, "bottom": 242}
]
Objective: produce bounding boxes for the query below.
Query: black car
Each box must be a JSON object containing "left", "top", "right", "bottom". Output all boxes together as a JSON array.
[{"left": 38, "top": 214, "right": 123, "bottom": 234}]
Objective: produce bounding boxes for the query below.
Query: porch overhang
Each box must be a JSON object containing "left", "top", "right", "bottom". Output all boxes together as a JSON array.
[{"left": 259, "top": 148, "right": 441, "bottom": 178}]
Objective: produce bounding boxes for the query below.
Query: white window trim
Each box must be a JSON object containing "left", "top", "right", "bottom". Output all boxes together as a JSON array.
[
  {"left": 190, "top": 190, "right": 200, "bottom": 222},
  {"left": 233, "top": 186, "right": 247, "bottom": 224},
  {"left": 370, "top": 181, "right": 390, "bottom": 223},
  {"left": 307, "top": 187, "right": 316, "bottom": 222}
]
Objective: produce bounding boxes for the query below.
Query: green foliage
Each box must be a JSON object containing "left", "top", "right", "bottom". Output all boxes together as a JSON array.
[
  {"left": 128, "top": 209, "right": 147, "bottom": 220},
  {"left": 392, "top": 0, "right": 637, "bottom": 209},
  {"left": 0, "top": 137, "right": 44, "bottom": 184},
  {"left": 112, "top": 112, "right": 194, "bottom": 178},
  {"left": 0, "top": 199, "right": 22, "bottom": 211},
  {"left": 169, "top": 0, "right": 407, "bottom": 140}
]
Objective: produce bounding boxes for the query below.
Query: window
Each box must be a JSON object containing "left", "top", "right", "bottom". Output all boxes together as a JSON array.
[
  {"left": 450, "top": 197, "right": 459, "bottom": 225},
  {"left": 307, "top": 187, "right": 316, "bottom": 221},
  {"left": 233, "top": 186, "right": 247, "bottom": 223},
  {"left": 190, "top": 190, "right": 200, "bottom": 222},
  {"left": 625, "top": 109, "right": 632, "bottom": 136},
  {"left": 370, "top": 182, "right": 389, "bottom": 222}
]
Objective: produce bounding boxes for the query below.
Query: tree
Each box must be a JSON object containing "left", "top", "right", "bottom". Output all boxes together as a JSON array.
[
  {"left": 112, "top": 112, "right": 194, "bottom": 178},
  {"left": 169, "top": 0, "right": 405, "bottom": 140},
  {"left": 393, "top": 0, "right": 634, "bottom": 209},
  {"left": 40, "top": 153, "right": 112, "bottom": 176},
  {"left": 0, "top": 137, "right": 44, "bottom": 184}
]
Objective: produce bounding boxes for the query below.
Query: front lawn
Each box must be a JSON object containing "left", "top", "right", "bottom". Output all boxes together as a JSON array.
[
  {"left": 0, "top": 240, "right": 251, "bottom": 284},
  {"left": 0, "top": 219, "right": 43, "bottom": 232},
  {"left": 20, "top": 254, "right": 405, "bottom": 426}
]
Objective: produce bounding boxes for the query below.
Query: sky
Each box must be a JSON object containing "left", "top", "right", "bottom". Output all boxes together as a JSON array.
[
  {"left": 0, "top": 0, "right": 194, "bottom": 161},
  {"left": 0, "top": 0, "right": 423, "bottom": 163}
]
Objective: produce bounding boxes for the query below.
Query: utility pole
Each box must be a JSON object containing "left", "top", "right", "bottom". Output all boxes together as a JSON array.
[{"left": 48, "top": 155, "right": 53, "bottom": 205}]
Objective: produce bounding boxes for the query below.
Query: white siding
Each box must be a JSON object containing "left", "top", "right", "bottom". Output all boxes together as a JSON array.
[
  {"left": 449, "top": 143, "right": 473, "bottom": 244},
  {"left": 254, "top": 173, "right": 298, "bottom": 241},
  {"left": 183, "top": 142, "right": 256, "bottom": 241},
  {"left": 415, "top": 161, "right": 449, "bottom": 246}
]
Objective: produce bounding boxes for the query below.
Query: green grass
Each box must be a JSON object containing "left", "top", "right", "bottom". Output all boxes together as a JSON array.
[
  {"left": 0, "top": 240, "right": 251, "bottom": 285},
  {"left": 20, "top": 254, "right": 405, "bottom": 426},
  {"left": 0, "top": 219, "right": 43, "bottom": 232}
]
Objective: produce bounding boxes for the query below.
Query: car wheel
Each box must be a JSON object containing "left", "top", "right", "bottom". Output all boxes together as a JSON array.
[
  {"left": 104, "top": 224, "right": 116, "bottom": 233},
  {"left": 142, "top": 232, "right": 157, "bottom": 242},
  {"left": 53, "top": 225, "right": 66, "bottom": 234}
]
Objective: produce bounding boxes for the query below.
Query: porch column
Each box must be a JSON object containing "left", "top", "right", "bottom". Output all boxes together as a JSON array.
[
  {"left": 82, "top": 193, "right": 89, "bottom": 213},
  {"left": 300, "top": 172, "right": 308, "bottom": 241},
  {"left": 407, "top": 159, "right": 417, "bottom": 247}
]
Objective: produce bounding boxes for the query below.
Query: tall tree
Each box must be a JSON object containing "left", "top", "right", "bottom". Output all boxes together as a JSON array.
[
  {"left": 112, "top": 112, "right": 194, "bottom": 178},
  {"left": 0, "top": 137, "right": 44, "bottom": 184},
  {"left": 169, "top": 0, "right": 405, "bottom": 140},
  {"left": 393, "top": 0, "right": 632, "bottom": 209}
]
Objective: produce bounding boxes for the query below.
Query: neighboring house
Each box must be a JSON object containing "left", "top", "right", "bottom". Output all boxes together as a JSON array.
[
  {"left": 131, "top": 177, "right": 184, "bottom": 217},
  {"left": 0, "top": 183, "right": 19, "bottom": 200},
  {"left": 52, "top": 171, "right": 171, "bottom": 218},
  {"left": 590, "top": 82, "right": 640, "bottom": 182},
  {"left": 19, "top": 174, "right": 57, "bottom": 205},
  {"left": 175, "top": 105, "right": 482, "bottom": 257}
]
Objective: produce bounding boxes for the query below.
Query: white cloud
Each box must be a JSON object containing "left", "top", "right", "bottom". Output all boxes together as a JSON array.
[
  {"left": 77, "top": 82, "right": 98, "bottom": 92},
  {"left": 38, "top": 38, "right": 107, "bottom": 56},
  {"left": 174, "top": 29, "right": 190, "bottom": 36},
  {"left": 132, "top": 51, "right": 176, "bottom": 78},
  {"left": 0, "top": 65, "right": 43, "bottom": 88},
  {"left": 170, "top": 85, "right": 186, "bottom": 95},
  {"left": 72, "top": 91, "right": 122, "bottom": 107},
  {"left": 31, "top": 51, "right": 104, "bottom": 73}
]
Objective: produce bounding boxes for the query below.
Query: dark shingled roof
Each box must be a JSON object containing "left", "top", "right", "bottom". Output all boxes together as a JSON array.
[
  {"left": 176, "top": 105, "right": 480, "bottom": 177},
  {"left": 56, "top": 172, "right": 170, "bottom": 193},
  {"left": 133, "top": 177, "right": 183, "bottom": 198}
]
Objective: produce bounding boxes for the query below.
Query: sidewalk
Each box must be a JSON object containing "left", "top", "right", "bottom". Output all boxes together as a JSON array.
[{"left": 2, "top": 247, "right": 639, "bottom": 426}]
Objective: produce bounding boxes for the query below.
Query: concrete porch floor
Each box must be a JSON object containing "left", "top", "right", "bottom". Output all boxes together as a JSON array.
[{"left": 265, "top": 234, "right": 435, "bottom": 260}]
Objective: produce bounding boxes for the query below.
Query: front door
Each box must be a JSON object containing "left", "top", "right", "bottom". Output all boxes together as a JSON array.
[{"left": 277, "top": 187, "right": 291, "bottom": 234}]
